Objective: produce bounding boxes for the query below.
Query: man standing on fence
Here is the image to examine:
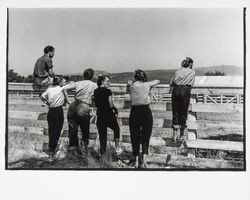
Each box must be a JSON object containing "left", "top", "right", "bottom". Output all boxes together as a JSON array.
[
  {"left": 169, "top": 57, "right": 195, "bottom": 143},
  {"left": 33, "top": 45, "right": 56, "bottom": 90}
]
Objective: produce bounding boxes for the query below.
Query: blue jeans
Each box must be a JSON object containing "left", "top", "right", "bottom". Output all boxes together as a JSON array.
[{"left": 67, "top": 100, "right": 90, "bottom": 148}]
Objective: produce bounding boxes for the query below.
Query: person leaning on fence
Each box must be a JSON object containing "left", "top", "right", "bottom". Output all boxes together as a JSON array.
[
  {"left": 62, "top": 68, "right": 97, "bottom": 156},
  {"left": 33, "top": 45, "right": 56, "bottom": 90},
  {"left": 93, "top": 75, "right": 122, "bottom": 156},
  {"left": 169, "top": 57, "right": 195, "bottom": 143},
  {"left": 40, "top": 76, "right": 70, "bottom": 157},
  {"left": 127, "top": 70, "right": 160, "bottom": 168}
]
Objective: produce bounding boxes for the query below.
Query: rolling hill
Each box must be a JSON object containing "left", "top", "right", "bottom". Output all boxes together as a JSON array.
[{"left": 66, "top": 65, "right": 243, "bottom": 84}]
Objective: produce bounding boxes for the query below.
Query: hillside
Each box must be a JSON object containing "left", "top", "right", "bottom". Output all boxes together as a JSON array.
[{"left": 66, "top": 65, "right": 243, "bottom": 84}]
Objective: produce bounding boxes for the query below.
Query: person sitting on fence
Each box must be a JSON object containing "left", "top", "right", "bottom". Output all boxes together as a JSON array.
[
  {"left": 169, "top": 57, "right": 195, "bottom": 143},
  {"left": 33, "top": 45, "right": 56, "bottom": 91},
  {"left": 127, "top": 69, "right": 160, "bottom": 168},
  {"left": 93, "top": 75, "right": 122, "bottom": 156},
  {"left": 40, "top": 76, "right": 70, "bottom": 157},
  {"left": 62, "top": 68, "right": 97, "bottom": 156}
]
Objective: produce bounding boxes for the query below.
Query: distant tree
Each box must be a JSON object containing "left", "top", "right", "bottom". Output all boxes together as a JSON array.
[
  {"left": 25, "top": 74, "right": 34, "bottom": 83},
  {"left": 8, "top": 69, "right": 34, "bottom": 83},
  {"left": 205, "top": 70, "right": 225, "bottom": 76}
]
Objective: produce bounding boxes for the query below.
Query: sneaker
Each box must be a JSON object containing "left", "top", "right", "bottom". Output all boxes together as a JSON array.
[{"left": 115, "top": 147, "right": 123, "bottom": 155}]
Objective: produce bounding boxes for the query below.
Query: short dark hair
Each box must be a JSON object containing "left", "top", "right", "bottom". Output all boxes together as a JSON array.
[
  {"left": 52, "top": 76, "right": 61, "bottom": 85},
  {"left": 97, "top": 75, "right": 110, "bottom": 87},
  {"left": 186, "top": 57, "right": 193, "bottom": 65},
  {"left": 181, "top": 60, "right": 188, "bottom": 68},
  {"left": 44, "top": 45, "right": 55, "bottom": 54},
  {"left": 83, "top": 68, "right": 94, "bottom": 80},
  {"left": 134, "top": 69, "right": 147, "bottom": 82}
]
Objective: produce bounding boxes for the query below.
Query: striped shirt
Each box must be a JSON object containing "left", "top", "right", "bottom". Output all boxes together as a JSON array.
[{"left": 170, "top": 67, "right": 195, "bottom": 86}]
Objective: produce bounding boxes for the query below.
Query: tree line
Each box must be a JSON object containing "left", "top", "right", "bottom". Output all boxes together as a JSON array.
[
  {"left": 8, "top": 69, "right": 225, "bottom": 83},
  {"left": 7, "top": 69, "right": 87, "bottom": 83}
]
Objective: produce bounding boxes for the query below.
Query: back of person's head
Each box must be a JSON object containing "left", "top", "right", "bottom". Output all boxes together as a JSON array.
[
  {"left": 83, "top": 68, "right": 94, "bottom": 80},
  {"left": 134, "top": 69, "right": 147, "bottom": 82},
  {"left": 97, "top": 75, "right": 110, "bottom": 87},
  {"left": 44, "top": 45, "right": 55, "bottom": 54},
  {"left": 181, "top": 60, "right": 188, "bottom": 68},
  {"left": 53, "top": 76, "right": 61, "bottom": 85},
  {"left": 186, "top": 57, "right": 194, "bottom": 66}
]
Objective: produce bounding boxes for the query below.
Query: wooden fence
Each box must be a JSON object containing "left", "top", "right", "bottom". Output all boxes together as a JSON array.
[{"left": 7, "top": 80, "right": 244, "bottom": 169}]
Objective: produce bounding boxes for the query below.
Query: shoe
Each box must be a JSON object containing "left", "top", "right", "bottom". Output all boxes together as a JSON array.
[
  {"left": 44, "top": 149, "right": 55, "bottom": 157},
  {"left": 178, "top": 136, "right": 186, "bottom": 142},
  {"left": 115, "top": 147, "right": 123, "bottom": 155},
  {"left": 140, "top": 162, "right": 148, "bottom": 168},
  {"left": 172, "top": 137, "right": 177, "bottom": 143}
]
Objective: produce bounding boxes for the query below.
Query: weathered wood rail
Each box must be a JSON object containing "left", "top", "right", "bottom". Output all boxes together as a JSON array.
[{"left": 7, "top": 77, "right": 244, "bottom": 169}]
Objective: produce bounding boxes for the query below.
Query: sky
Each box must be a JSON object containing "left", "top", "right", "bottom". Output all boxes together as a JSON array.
[{"left": 8, "top": 8, "right": 244, "bottom": 76}]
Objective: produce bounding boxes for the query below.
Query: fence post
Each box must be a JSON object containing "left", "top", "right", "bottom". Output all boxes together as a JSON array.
[{"left": 187, "top": 94, "right": 197, "bottom": 158}]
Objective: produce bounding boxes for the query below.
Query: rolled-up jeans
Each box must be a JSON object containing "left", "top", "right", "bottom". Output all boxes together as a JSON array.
[{"left": 67, "top": 100, "right": 90, "bottom": 148}]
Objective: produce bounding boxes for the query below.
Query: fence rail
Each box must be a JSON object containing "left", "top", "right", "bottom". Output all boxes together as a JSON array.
[
  {"left": 7, "top": 78, "right": 244, "bottom": 169},
  {"left": 8, "top": 77, "right": 244, "bottom": 104}
]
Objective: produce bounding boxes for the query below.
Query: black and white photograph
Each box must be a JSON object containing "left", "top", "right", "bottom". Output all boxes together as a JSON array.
[
  {"left": 6, "top": 7, "right": 245, "bottom": 170},
  {"left": 0, "top": 0, "right": 249, "bottom": 200}
]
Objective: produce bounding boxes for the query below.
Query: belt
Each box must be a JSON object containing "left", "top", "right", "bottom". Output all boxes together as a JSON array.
[{"left": 75, "top": 99, "right": 91, "bottom": 106}]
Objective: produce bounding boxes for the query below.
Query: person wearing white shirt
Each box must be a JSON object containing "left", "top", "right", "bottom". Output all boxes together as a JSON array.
[{"left": 40, "top": 76, "right": 70, "bottom": 156}]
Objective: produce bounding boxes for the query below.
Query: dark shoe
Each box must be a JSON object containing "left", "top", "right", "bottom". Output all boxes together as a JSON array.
[
  {"left": 178, "top": 136, "right": 186, "bottom": 142},
  {"left": 129, "top": 161, "right": 139, "bottom": 168},
  {"left": 140, "top": 162, "right": 148, "bottom": 168},
  {"left": 44, "top": 149, "right": 55, "bottom": 157},
  {"left": 172, "top": 137, "right": 177, "bottom": 143}
]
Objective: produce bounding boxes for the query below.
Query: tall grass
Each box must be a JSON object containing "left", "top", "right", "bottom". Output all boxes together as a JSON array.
[{"left": 8, "top": 132, "right": 131, "bottom": 169}]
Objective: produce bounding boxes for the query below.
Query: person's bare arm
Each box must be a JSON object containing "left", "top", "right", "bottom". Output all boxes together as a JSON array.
[
  {"left": 169, "top": 73, "right": 176, "bottom": 94},
  {"left": 62, "top": 82, "right": 76, "bottom": 91},
  {"left": 62, "top": 90, "right": 70, "bottom": 105},
  {"left": 38, "top": 74, "right": 49, "bottom": 78},
  {"left": 127, "top": 80, "right": 133, "bottom": 93},
  {"left": 108, "top": 95, "right": 118, "bottom": 116},
  {"left": 149, "top": 79, "right": 160, "bottom": 88},
  {"left": 40, "top": 92, "right": 49, "bottom": 106},
  {"left": 48, "top": 68, "right": 55, "bottom": 77}
]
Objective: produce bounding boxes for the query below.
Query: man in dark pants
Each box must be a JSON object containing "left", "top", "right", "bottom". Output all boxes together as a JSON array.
[
  {"left": 170, "top": 58, "right": 195, "bottom": 142},
  {"left": 33, "top": 45, "right": 55, "bottom": 92}
]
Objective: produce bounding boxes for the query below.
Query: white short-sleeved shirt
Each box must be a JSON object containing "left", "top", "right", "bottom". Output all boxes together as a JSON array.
[
  {"left": 74, "top": 80, "right": 97, "bottom": 105},
  {"left": 41, "top": 86, "right": 65, "bottom": 108},
  {"left": 170, "top": 67, "right": 195, "bottom": 86},
  {"left": 128, "top": 81, "right": 151, "bottom": 106}
]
